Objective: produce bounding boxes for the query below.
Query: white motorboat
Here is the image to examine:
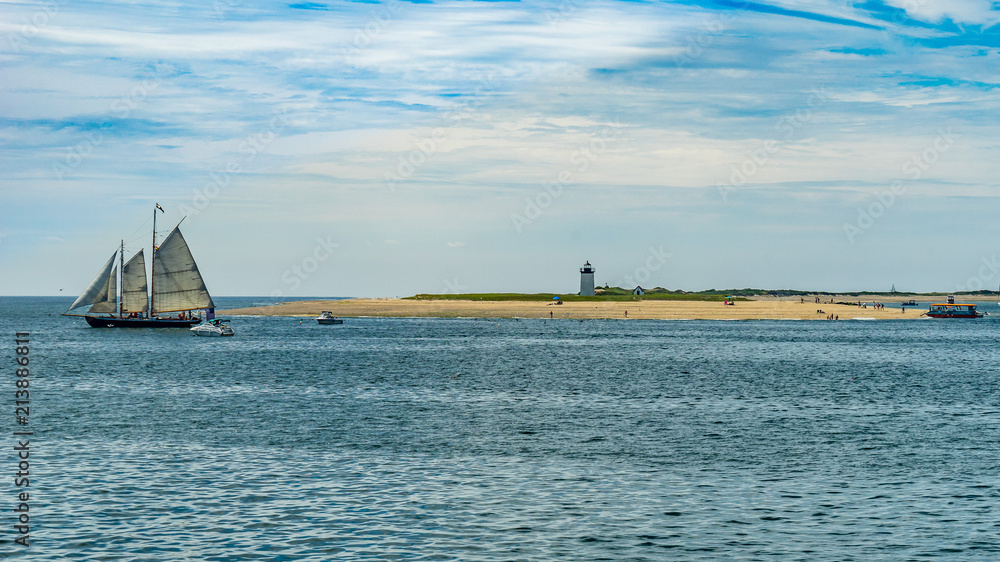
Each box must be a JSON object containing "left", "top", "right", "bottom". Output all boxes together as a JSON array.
[
  {"left": 190, "top": 319, "right": 234, "bottom": 336},
  {"left": 316, "top": 311, "right": 343, "bottom": 324}
]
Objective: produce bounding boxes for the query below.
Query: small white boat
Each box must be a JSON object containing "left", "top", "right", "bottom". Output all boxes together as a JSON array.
[
  {"left": 190, "top": 319, "right": 234, "bottom": 336},
  {"left": 316, "top": 311, "right": 343, "bottom": 325}
]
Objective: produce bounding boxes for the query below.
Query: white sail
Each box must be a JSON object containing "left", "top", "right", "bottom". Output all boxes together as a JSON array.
[
  {"left": 152, "top": 226, "right": 215, "bottom": 313},
  {"left": 68, "top": 252, "right": 117, "bottom": 311},
  {"left": 121, "top": 249, "right": 148, "bottom": 313},
  {"left": 88, "top": 265, "right": 117, "bottom": 313}
]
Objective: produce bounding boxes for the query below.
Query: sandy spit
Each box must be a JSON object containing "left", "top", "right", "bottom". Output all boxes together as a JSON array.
[{"left": 220, "top": 298, "right": 929, "bottom": 321}]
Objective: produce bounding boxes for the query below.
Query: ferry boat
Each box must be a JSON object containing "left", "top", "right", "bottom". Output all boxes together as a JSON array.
[{"left": 924, "top": 296, "right": 983, "bottom": 319}]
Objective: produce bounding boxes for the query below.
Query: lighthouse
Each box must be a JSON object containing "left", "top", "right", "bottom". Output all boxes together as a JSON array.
[{"left": 579, "top": 261, "right": 595, "bottom": 296}]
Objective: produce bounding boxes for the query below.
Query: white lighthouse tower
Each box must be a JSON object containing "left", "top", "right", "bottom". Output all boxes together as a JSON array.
[{"left": 579, "top": 261, "right": 595, "bottom": 296}]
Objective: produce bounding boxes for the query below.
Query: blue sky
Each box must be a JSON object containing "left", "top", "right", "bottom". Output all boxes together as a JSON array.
[{"left": 1, "top": 0, "right": 999, "bottom": 297}]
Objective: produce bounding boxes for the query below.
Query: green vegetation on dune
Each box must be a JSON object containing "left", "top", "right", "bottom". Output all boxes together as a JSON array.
[
  {"left": 406, "top": 291, "right": 736, "bottom": 302},
  {"left": 406, "top": 287, "right": 1000, "bottom": 301},
  {"left": 713, "top": 289, "right": 998, "bottom": 297}
]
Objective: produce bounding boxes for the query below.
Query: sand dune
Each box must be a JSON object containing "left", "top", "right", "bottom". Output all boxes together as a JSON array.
[{"left": 221, "top": 298, "right": 928, "bottom": 321}]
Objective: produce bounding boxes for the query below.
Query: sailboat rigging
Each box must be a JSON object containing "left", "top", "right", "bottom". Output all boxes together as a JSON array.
[{"left": 63, "top": 205, "right": 216, "bottom": 328}]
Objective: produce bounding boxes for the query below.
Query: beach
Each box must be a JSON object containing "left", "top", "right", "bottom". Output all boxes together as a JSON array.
[{"left": 221, "top": 297, "right": 927, "bottom": 320}]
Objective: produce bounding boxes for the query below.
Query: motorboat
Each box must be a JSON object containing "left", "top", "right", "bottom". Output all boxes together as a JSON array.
[
  {"left": 190, "top": 319, "right": 235, "bottom": 336},
  {"left": 316, "top": 311, "right": 343, "bottom": 325}
]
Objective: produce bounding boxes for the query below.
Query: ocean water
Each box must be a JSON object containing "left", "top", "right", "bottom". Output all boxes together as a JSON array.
[{"left": 3, "top": 296, "right": 1000, "bottom": 560}]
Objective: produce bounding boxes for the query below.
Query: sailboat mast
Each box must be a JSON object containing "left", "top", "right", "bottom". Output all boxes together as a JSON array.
[
  {"left": 119, "top": 240, "right": 125, "bottom": 318},
  {"left": 151, "top": 206, "right": 157, "bottom": 317}
]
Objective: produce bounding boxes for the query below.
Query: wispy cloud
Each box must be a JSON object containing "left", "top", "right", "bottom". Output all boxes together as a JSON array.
[{"left": 882, "top": 0, "right": 1000, "bottom": 26}]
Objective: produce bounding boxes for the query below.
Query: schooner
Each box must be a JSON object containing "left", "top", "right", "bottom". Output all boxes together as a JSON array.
[{"left": 64, "top": 204, "right": 216, "bottom": 328}]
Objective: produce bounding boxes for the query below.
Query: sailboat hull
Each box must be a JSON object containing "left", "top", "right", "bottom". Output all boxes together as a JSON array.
[{"left": 84, "top": 316, "right": 200, "bottom": 328}]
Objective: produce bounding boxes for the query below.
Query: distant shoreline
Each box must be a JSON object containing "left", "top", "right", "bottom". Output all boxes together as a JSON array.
[
  {"left": 406, "top": 291, "right": 995, "bottom": 303},
  {"left": 219, "top": 296, "right": 944, "bottom": 321}
]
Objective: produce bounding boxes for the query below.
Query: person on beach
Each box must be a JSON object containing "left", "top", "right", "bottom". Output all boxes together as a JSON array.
[
  {"left": 550, "top": 311, "right": 553, "bottom": 318},
  {"left": 624, "top": 310, "right": 628, "bottom": 318}
]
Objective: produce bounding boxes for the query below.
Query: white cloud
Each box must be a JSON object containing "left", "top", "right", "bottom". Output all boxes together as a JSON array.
[{"left": 883, "top": 0, "right": 1000, "bottom": 26}]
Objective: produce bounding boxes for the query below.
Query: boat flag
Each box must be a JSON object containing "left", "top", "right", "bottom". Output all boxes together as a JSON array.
[{"left": 206, "top": 307, "right": 215, "bottom": 320}]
